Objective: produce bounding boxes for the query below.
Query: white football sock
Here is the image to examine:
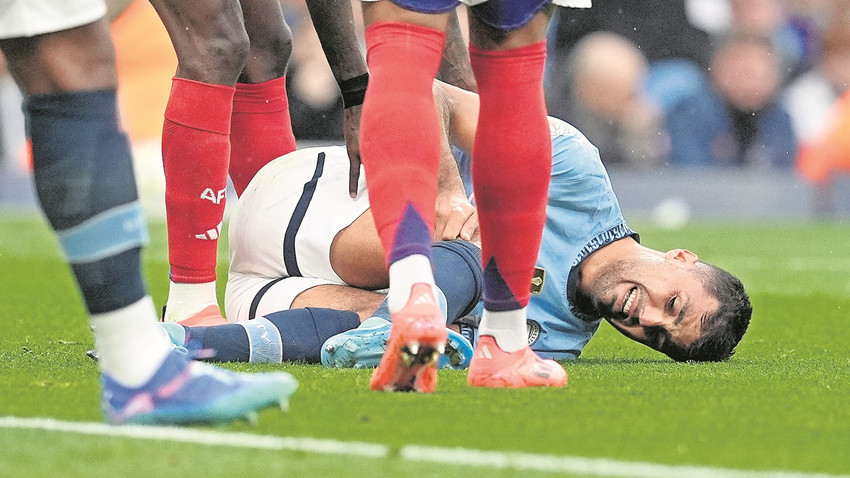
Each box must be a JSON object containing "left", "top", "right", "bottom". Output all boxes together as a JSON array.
[
  {"left": 90, "top": 296, "right": 173, "bottom": 387},
  {"left": 163, "top": 280, "right": 219, "bottom": 322},
  {"left": 479, "top": 308, "right": 528, "bottom": 352},
  {"left": 387, "top": 254, "right": 436, "bottom": 313}
]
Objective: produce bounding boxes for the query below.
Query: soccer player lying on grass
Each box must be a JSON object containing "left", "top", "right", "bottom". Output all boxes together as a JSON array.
[{"left": 161, "top": 81, "right": 752, "bottom": 368}]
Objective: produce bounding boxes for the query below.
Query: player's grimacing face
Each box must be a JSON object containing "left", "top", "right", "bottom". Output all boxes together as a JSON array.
[{"left": 584, "top": 249, "right": 720, "bottom": 352}]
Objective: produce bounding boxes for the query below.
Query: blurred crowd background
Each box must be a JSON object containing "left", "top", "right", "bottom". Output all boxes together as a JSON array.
[
  {"left": 547, "top": 0, "right": 850, "bottom": 180},
  {"left": 2, "top": 0, "right": 850, "bottom": 220}
]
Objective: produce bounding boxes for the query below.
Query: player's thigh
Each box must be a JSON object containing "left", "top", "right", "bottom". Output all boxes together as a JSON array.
[
  {"left": 290, "top": 284, "right": 385, "bottom": 322},
  {"left": 0, "top": 19, "right": 117, "bottom": 95},
  {"left": 148, "top": 0, "right": 249, "bottom": 84},
  {"left": 238, "top": 0, "right": 292, "bottom": 83},
  {"left": 466, "top": 1, "right": 554, "bottom": 50}
]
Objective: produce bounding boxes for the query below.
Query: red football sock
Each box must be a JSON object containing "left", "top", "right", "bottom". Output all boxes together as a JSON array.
[
  {"left": 162, "top": 77, "right": 234, "bottom": 284},
  {"left": 470, "top": 41, "right": 551, "bottom": 310},
  {"left": 360, "top": 22, "right": 445, "bottom": 264},
  {"left": 229, "top": 77, "right": 297, "bottom": 196}
]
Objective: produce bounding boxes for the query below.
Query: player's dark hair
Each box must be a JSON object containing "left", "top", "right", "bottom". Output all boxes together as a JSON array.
[{"left": 663, "top": 263, "right": 752, "bottom": 362}]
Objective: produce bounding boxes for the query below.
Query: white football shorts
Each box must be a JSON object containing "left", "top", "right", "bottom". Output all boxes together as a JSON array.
[
  {"left": 225, "top": 146, "right": 372, "bottom": 322},
  {"left": 0, "top": 0, "right": 107, "bottom": 39}
]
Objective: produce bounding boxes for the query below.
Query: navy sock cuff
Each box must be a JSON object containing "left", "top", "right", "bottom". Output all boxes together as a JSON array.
[{"left": 72, "top": 248, "right": 147, "bottom": 314}]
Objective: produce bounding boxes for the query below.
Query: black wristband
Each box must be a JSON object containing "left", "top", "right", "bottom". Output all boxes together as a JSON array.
[{"left": 338, "top": 73, "right": 369, "bottom": 109}]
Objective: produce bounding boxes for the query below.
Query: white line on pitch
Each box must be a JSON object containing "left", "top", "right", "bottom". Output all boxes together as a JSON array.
[
  {"left": 2, "top": 416, "right": 847, "bottom": 478},
  {"left": 0, "top": 416, "right": 387, "bottom": 458},
  {"left": 401, "top": 445, "right": 849, "bottom": 478}
]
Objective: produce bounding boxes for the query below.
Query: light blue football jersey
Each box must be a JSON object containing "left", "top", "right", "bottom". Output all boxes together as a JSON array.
[{"left": 454, "top": 118, "right": 637, "bottom": 360}]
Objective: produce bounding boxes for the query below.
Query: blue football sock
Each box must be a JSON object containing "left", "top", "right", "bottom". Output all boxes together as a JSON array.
[
  {"left": 371, "top": 240, "right": 481, "bottom": 325},
  {"left": 27, "top": 89, "right": 148, "bottom": 314},
  {"left": 432, "top": 240, "right": 482, "bottom": 322},
  {"left": 183, "top": 308, "right": 360, "bottom": 363},
  {"left": 267, "top": 307, "right": 360, "bottom": 363},
  {"left": 182, "top": 323, "right": 252, "bottom": 362}
]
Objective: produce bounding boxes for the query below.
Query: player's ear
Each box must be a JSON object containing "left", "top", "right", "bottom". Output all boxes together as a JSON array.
[{"left": 665, "top": 249, "right": 698, "bottom": 264}]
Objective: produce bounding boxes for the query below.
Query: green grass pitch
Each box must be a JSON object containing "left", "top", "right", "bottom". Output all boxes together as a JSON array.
[{"left": 1, "top": 212, "right": 848, "bottom": 477}]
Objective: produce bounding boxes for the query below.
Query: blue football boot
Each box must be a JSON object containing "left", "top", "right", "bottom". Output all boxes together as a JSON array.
[
  {"left": 101, "top": 347, "right": 298, "bottom": 425},
  {"left": 320, "top": 317, "right": 473, "bottom": 370}
]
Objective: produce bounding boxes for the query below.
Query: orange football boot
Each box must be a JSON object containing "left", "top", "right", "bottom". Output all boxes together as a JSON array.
[
  {"left": 370, "top": 283, "right": 448, "bottom": 392},
  {"left": 467, "top": 335, "right": 567, "bottom": 388}
]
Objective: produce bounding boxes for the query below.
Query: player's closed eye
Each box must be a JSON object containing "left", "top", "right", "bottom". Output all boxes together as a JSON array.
[{"left": 667, "top": 296, "right": 678, "bottom": 315}]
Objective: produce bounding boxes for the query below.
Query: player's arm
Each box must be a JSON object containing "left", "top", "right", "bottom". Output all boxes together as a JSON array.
[
  {"left": 434, "top": 80, "right": 480, "bottom": 156},
  {"left": 437, "top": 10, "right": 478, "bottom": 93},
  {"left": 433, "top": 81, "right": 478, "bottom": 242},
  {"left": 304, "top": 0, "right": 369, "bottom": 197}
]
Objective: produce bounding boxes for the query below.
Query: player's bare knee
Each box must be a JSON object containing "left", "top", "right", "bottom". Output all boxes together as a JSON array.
[
  {"left": 239, "top": 5, "right": 293, "bottom": 82},
  {"left": 175, "top": 30, "right": 250, "bottom": 83},
  {"left": 239, "top": 31, "right": 292, "bottom": 83}
]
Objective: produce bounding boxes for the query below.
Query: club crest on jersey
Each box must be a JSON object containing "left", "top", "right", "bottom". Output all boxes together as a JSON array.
[
  {"left": 530, "top": 266, "right": 546, "bottom": 295},
  {"left": 201, "top": 187, "right": 227, "bottom": 204},
  {"left": 527, "top": 320, "right": 541, "bottom": 346}
]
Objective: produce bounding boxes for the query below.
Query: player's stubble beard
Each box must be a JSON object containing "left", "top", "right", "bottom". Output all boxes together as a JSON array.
[{"left": 573, "top": 258, "right": 647, "bottom": 324}]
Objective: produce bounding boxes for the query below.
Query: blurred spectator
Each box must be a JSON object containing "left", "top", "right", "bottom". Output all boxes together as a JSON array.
[
  {"left": 784, "top": 0, "right": 850, "bottom": 36},
  {"left": 727, "top": 0, "right": 812, "bottom": 80},
  {"left": 784, "top": 0, "right": 850, "bottom": 80},
  {"left": 783, "top": 18, "right": 850, "bottom": 144},
  {"left": 665, "top": 33, "right": 797, "bottom": 168},
  {"left": 285, "top": 9, "right": 345, "bottom": 142},
  {"left": 797, "top": 90, "right": 850, "bottom": 184},
  {"left": 550, "top": 32, "right": 668, "bottom": 168},
  {"left": 548, "top": 0, "right": 712, "bottom": 113},
  {"left": 792, "top": 5, "right": 850, "bottom": 185},
  {"left": 551, "top": 0, "right": 712, "bottom": 67},
  {"left": 689, "top": 0, "right": 813, "bottom": 77}
]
